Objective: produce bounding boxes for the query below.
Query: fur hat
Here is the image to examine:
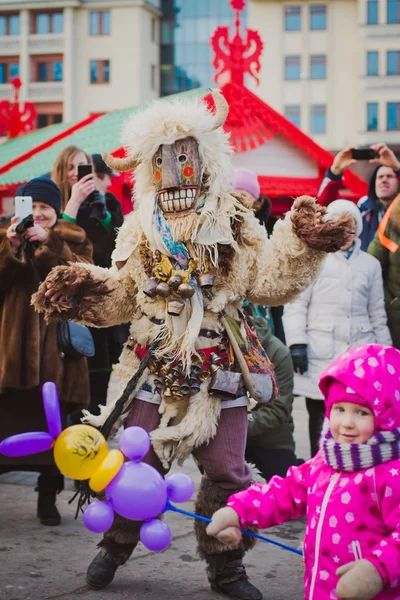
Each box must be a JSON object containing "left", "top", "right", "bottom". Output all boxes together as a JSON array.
[
  {"left": 326, "top": 200, "right": 363, "bottom": 237},
  {"left": 232, "top": 168, "right": 260, "bottom": 200}
]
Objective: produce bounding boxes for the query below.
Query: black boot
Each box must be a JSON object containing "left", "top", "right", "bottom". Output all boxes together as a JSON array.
[
  {"left": 86, "top": 539, "right": 136, "bottom": 589},
  {"left": 206, "top": 550, "right": 262, "bottom": 600},
  {"left": 36, "top": 473, "right": 64, "bottom": 526}
]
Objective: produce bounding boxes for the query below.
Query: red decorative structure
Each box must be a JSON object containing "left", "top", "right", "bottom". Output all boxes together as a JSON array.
[
  {"left": 206, "top": 0, "right": 367, "bottom": 210},
  {"left": 0, "top": 77, "right": 36, "bottom": 139}
]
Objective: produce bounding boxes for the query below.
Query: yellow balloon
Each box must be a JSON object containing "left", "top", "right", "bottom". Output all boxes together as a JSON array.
[
  {"left": 53, "top": 425, "right": 108, "bottom": 480},
  {"left": 89, "top": 449, "right": 124, "bottom": 493}
]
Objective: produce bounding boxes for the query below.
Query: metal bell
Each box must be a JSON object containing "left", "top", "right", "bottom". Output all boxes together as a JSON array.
[
  {"left": 143, "top": 278, "right": 159, "bottom": 298},
  {"left": 199, "top": 371, "right": 210, "bottom": 382},
  {"left": 191, "top": 364, "right": 202, "bottom": 376},
  {"left": 167, "top": 299, "right": 185, "bottom": 316},
  {"left": 216, "top": 343, "right": 228, "bottom": 353},
  {"left": 180, "top": 384, "right": 191, "bottom": 395},
  {"left": 155, "top": 282, "right": 171, "bottom": 297},
  {"left": 171, "top": 382, "right": 181, "bottom": 392},
  {"left": 209, "top": 363, "right": 220, "bottom": 374},
  {"left": 164, "top": 387, "right": 172, "bottom": 398},
  {"left": 189, "top": 383, "right": 201, "bottom": 395},
  {"left": 209, "top": 352, "right": 223, "bottom": 364},
  {"left": 168, "top": 274, "right": 183, "bottom": 289},
  {"left": 198, "top": 273, "right": 215, "bottom": 288},
  {"left": 177, "top": 282, "right": 195, "bottom": 298}
]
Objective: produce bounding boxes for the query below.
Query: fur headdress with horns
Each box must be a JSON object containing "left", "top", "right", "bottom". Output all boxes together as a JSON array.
[{"left": 103, "top": 90, "right": 233, "bottom": 203}]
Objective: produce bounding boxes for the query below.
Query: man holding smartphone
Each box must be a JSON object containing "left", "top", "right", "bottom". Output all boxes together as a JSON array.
[{"left": 318, "top": 143, "right": 400, "bottom": 250}]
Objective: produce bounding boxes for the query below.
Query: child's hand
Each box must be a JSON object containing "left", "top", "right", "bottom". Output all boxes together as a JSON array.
[
  {"left": 335, "top": 559, "right": 383, "bottom": 600},
  {"left": 206, "top": 507, "right": 242, "bottom": 545}
]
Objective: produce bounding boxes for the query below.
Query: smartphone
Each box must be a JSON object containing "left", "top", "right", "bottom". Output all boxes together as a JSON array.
[
  {"left": 14, "top": 195, "right": 33, "bottom": 219},
  {"left": 77, "top": 164, "right": 93, "bottom": 181},
  {"left": 351, "top": 148, "right": 378, "bottom": 160}
]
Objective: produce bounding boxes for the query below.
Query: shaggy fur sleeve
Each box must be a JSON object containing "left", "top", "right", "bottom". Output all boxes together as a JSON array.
[
  {"left": 246, "top": 196, "right": 354, "bottom": 306},
  {"left": 32, "top": 257, "right": 138, "bottom": 328}
]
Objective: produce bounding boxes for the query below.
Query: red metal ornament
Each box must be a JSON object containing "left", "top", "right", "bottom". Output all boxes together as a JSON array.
[
  {"left": 182, "top": 165, "right": 194, "bottom": 178},
  {"left": 0, "top": 77, "right": 36, "bottom": 139}
]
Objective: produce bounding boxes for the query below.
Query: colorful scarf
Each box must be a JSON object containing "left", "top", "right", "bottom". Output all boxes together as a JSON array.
[
  {"left": 152, "top": 203, "right": 204, "bottom": 370},
  {"left": 320, "top": 419, "right": 400, "bottom": 472}
]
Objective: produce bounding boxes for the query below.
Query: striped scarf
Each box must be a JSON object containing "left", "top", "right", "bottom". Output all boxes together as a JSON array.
[{"left": 320, "top": 420, "right": 400, "bottom": 472}]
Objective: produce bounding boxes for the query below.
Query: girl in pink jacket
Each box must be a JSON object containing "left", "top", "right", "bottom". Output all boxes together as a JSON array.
[{"left": 207, "top": 344, "right": 400, "bottom": 600}]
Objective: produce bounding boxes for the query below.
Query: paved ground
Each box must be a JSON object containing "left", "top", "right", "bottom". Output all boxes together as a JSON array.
[{"left": 0, "top": 374, "right": 310, "bottom": 600}]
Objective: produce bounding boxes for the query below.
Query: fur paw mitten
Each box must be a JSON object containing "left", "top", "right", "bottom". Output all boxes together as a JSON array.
[
  {"left": 290, "top": 195, "right": 355, "bottom": 253},
  {"left": 335, "top": 559, "right": 384, "bottom": 600}
]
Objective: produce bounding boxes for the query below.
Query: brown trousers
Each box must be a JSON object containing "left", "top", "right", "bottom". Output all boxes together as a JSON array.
[{"left": 103, "top": 399, "right": 253, "bottom": 557}]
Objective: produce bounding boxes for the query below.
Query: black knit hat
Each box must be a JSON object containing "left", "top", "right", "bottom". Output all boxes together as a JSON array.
[
  {"left": 19, "top": 177, "right": 61, "bottom": 216},
  {"left": 92, "top": 154, "right": 118, "bottom": 177}
]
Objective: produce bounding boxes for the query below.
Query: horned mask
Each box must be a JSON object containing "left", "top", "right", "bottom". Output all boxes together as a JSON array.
[{"left": 102, "top": 91, "right": 230, "bottom": 239}]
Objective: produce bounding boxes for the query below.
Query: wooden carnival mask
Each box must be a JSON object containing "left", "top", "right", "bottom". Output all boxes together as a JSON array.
[{"left": 152, "top": 137, "right": 202, "bottom": 218}]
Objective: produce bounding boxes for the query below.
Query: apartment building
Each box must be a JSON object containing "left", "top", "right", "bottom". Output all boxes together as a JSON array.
[
  {"left": 249, "top": 0, "right": 400, "bottom": 150},
  {"left": 0, "top": 0, "right": 160, "bottom": 128}
]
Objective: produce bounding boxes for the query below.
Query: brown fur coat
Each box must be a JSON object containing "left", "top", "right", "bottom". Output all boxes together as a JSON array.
[{"left": 0, "top": 220, "right": 93, "bottom": 411}]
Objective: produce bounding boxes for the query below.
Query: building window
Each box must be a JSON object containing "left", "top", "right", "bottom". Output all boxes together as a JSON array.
[
  {"left": 284, "top": 6, "right": 301, "bottom": 30},
  {"left": 310, "top": 55, "right": 326, "bottom": 79},
  {"left": 285, "top": 105, "right": 301, "bottom": 127},
  {"left": 387, "top": 0, "right": 400, "bottom": 23},
  {"left": 367, "top": 51, "right": 379, "bottom": 75},
  {"left": 0, "top": 14, "right": 20, "bottom": 36},
  {"left": 37, "top": 113, "right": 63, "bottom": 129},
  {"left": 387, "top": 102, "right": 400, "bottom": 130},
  {"left": 367, "top": 0, "right": 379, "bottom": 24},
  {"left": 31, "top": 55, "right": 63, "bottom": 82},
  {"left": 310, "top": 5, "right": 327, "bottom": 30},
  {"left": 310, "top": 104, "right": 326, "bottom": 133},
  {"left": 367, "top": 102, "right": 378, "bottom": 130},
  {"left": 90, "top": 60, "right": 110, "bottom": 84},
  {"left": 32, "top": 12, "right": 63, "bottom": 34},
  {"left": 0, "top": 59, "right": 19, "bottom": 83},
  {"left": 387, "top": 50, "right": 400, "bottom": 75},
  {"left": 90, "top": 11, "right": 111, "bottom": 35},
  {"left": 36, "top": 61, "right": 62, "bottom": 82},
  {"left": 284, "top": 55, "right": 301, "bottom": 79}
]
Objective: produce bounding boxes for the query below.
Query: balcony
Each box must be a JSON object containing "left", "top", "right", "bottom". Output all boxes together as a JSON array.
[
  {"left": 360, "top": 74, "right": 400, "bottom": 91},
  {"left": 0, "top": 84, "right": 14, "bottom": 100},
  {"left": 0, "top": 36, "right": 20, "bottom": 55},
  {"left": 27, "top": 81, "right": 64, "bottom": 102},
  {"left": 28, "top": 34, "right": 64, "bottom": 55}
]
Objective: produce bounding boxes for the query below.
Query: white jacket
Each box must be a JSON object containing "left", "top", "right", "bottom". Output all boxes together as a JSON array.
[{"left": 283, "top": 239, "right": 392, "bottom": 399}]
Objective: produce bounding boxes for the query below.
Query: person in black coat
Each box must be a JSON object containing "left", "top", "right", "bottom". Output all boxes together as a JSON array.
[{"left": 51, "top": 146, "right": 127, "bottom": 415}]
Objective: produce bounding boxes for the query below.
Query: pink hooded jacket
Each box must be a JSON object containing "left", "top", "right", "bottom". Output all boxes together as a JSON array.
[{"left": 228, "top": 345, "right": 400, "bottom": 600}]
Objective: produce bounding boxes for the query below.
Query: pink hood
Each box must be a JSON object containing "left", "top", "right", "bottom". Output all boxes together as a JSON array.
[{"left": 319, "top": 344, "right": 400, "bottom": 431}]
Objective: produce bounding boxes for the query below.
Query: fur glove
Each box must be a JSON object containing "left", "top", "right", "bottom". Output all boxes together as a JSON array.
[
  {"left": 206, "top": 507, "right": 242, "bottom": 546},
  {"left": 336, "top": 559, "right": 384, "bottom": 600}
]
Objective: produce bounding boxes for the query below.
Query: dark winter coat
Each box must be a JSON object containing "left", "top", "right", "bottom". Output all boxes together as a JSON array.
[
  {"left": 247, "top": 317, "right": 295, "bottom": 451},
  {"left": 76, "top": 192, "right": 124, "bottom": 267},
  {"left": 0, "top": 220, "right": 92, "bottom": 408},
  {"left": 368, "top": 197, "right": 400, "bottom": 349},
  {"left": 318, "top": 166, "right": 400, "bottom": 251}
]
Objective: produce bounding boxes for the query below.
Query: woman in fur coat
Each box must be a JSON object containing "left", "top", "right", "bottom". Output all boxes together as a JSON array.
[{"left": 0, "top": 177, "right": 92, "bottom": 526}]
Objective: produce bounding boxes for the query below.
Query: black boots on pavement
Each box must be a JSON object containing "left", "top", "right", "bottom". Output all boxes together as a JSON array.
[
  {"left": 206, "top": 549, "right": 263, "bottom": 600},
  {"left": 86, "top": 542, "right": 262, "bottom": 600},
  {"left": 86, "top": 540, "right": 136, "bottom": 589},
  {"left": 36, "top": 472, "right": 64, "bottom": 526}
]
